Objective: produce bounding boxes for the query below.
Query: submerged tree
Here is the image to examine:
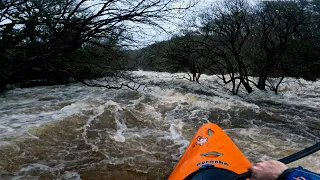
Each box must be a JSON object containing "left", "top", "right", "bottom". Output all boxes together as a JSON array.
[
  {"left": 162, "top": 33, "right": 209, "bottom": 83},
  {"left": 248, "top": 0, "right": 306, "bottom": 91},
  {"left": 198, "top": 0, "right": 253, "bottom": 94}
]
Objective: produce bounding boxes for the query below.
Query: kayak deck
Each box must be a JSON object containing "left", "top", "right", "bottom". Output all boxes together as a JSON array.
[{"left": 169, "top": 123, "right": 251, "bottom": 180}]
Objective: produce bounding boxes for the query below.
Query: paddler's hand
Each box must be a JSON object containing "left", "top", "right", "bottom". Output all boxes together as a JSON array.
[{"left": 248, "top": 160, "right": 288, "bottom": 180}]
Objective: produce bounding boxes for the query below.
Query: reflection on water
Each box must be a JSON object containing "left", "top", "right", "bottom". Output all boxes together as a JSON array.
[{"left": 0, "top": 71, "right": 319, "bottom": 179}]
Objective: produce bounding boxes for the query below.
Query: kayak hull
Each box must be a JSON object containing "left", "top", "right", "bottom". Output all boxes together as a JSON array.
[{"left": 168, "top": 123, "right": 251, "bottom": 180}]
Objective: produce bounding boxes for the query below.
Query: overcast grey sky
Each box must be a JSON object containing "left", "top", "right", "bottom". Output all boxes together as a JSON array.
[
  {"left": 139, "top": 0, "right": 257, "bottom": 47},
  {"left": 131, "top": 0, "right": 217, "bottom": 47},
  {"left": 0, "top": 0, "right": 218, "bottom": 48}
]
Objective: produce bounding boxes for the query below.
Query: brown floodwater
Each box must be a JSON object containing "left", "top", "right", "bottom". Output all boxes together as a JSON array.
[{"left": 0, "top": 72, "right": 319, "bottom": 179}]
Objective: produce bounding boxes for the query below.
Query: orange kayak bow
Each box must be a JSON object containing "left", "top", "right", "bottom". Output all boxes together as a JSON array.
[{"left": 168, "top": 123, "right": 251, "bottom": 180}]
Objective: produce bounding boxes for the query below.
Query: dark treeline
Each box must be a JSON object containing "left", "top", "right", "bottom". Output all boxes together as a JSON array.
[
  {"left": 1, "top": 0, "right": 320, "bottom": 95},
  {"left": 126, "top": 0, "right": 320, "bottom": 94},
  {"left": 0, "top": 0, "right": 192, "bottom": 92}
]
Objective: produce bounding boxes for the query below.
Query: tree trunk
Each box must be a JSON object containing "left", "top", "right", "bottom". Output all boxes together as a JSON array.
[
  {"left": 257, "top": 75, "right": 267, "bottom": 90},
  {"left": 238, "top": 63, "right": 253, "bottom": 93},
  {"left": 241, "top": 79, "right": 253, "bottom": 93}
]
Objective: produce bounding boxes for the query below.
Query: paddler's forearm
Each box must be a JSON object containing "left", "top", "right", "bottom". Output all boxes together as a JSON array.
[{"left": 248, "top": 160, "right": 320, "bottom": 180}]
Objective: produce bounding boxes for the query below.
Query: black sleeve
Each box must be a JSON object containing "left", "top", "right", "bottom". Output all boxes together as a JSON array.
[{"left": 276, "top": 168, "right": 295, "bottom": 180}]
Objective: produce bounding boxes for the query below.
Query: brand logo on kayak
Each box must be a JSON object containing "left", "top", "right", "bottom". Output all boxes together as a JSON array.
[
  {"left": 196, "top": 160, "right": 229, "bottom": 167},
  {"left": 196, "top": 136, "right": 208, "bottom": 146},
  {"left": 293, "top": 177, "right": 306, "bottom": 180}
]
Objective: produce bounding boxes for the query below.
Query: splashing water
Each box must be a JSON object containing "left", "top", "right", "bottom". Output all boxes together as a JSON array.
[{"left": 0, "top": 71, "right": 319, "bottom": 179}]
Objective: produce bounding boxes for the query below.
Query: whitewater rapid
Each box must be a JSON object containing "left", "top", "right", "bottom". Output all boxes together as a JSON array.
[{"left": 0, "top": 71, "right": 319, "bottom": 179}]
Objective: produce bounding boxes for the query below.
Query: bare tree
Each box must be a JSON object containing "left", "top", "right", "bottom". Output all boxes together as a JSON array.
[
  {"left": 198, "top": 0, "right": 253, "bottom": 94},
  {"left": 162, "top": 33, "right": 209, "bottom": 83},
  {"left": 0, "top": 0, "right": 196, "bottom": 90},
  {"left": 249, "top": 0, "right": 306, "bottom": 90}
]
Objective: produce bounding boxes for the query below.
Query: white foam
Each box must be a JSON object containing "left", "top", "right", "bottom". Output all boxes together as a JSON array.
[
  {"left": 81, "top": 104, "right": 106, "bottom": 151},
  {"left": 52, "top": 101, "right": 89, "bottom": 120},
  {"left": 131, "top": 71, "right": 319, "bottom": 111},
  {"left": 59, "top": 171, "right": 82, "bottom": 180},
  {"left": 19, "top": 163, "right": 53, "bottom": 172},
  {"left": 0, "top": 141, "right": 12, "bottom": 146},
  {"left": 113, "top": 130, "right": 126, "bottom": 143},
  {"left": 160, "top": 121, "right": 190, "bottom": 160},
  {"left": 238, "top": 128, "right": 262, "bottom": 139},
  {"left": 99, "top": 100, "right": 127, "bottom": 143},
  {"left": 113, "top": 115, "right": 127, "bottom": 142},
  {"left": 0, "top": 125, "right": 14, "bottom": 133}
]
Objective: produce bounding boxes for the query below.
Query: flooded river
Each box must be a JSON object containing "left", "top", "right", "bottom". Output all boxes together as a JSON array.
[{"left": 0, "top": 71, "right": 319, "bottom": 179}]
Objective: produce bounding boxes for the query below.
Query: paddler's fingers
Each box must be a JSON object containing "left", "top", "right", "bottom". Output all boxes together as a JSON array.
[
  {"left": 248, "top": 165, "right": 261, "bottom": 180},
  {"left": 248, "top": 160, "right": 288, "bottom": 180}
]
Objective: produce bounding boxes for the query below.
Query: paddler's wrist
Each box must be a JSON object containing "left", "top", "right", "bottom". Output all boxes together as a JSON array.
[{"left": 276, "top": 168, "right": 295, "bottom": 180}]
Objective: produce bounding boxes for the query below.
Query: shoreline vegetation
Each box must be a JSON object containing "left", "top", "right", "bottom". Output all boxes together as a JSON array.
[{"left": 1, "top": 0, "right": 319, "bottom": 94}]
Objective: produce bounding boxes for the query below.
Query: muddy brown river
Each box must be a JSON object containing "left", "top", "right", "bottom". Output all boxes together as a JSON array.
[{"left": 0, "top": 71, "right": 319, "bottom": 179}]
